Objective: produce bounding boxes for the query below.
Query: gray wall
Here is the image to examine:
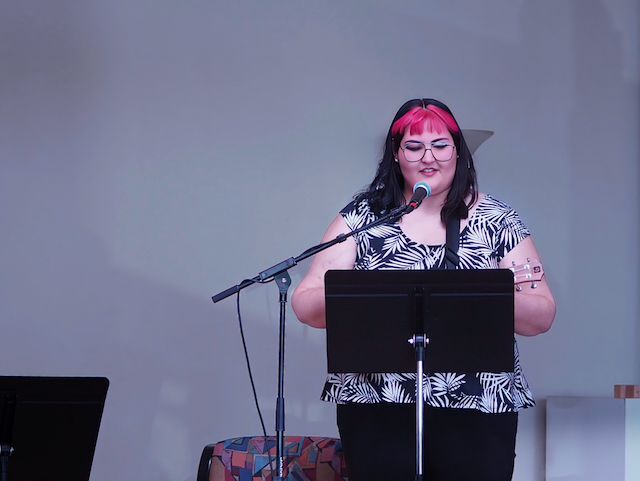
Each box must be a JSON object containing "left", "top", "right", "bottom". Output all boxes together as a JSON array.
[{"left": 1, "top": 1, "right": 638, "bottom": 480}]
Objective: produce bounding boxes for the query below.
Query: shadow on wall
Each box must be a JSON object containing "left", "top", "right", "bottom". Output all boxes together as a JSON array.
[
  {"left": 0, "top": 167, "right": 331, "bottom": 481},
  {"left": 0, "top": 5, "right": 331, "bottom": 481},
  {"left": 510, "top": 0, "right": 638, "bottom": 480},
  {"left": 513, "top": 0, "right": 638, "bottom": 403},
  {"left": 565, "top": 0, "right": 639, "bottom": 386}
]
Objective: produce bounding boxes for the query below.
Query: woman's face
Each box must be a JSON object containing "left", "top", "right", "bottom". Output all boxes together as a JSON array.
[{"left": 396, "top": 125, "right": 457, "bottom": 201}]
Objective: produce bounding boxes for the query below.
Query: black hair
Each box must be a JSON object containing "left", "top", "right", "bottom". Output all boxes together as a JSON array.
[{"left": 357, "top": 98, "right": 478, "bottom": 223}]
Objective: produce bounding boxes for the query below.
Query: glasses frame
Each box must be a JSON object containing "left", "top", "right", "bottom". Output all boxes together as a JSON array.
[{"left": 399, "top": 140, "right": 456, "bottom": 163}]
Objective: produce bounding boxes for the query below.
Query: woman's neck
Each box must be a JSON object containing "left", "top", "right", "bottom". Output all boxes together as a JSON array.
[{"left": 404, "top": 189, "right": 449, "bottom": 218}]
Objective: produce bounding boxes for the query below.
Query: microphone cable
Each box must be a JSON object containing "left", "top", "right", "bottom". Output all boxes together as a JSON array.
[{"left": 235, "top": 289, "right": 276, "bottom": 474}]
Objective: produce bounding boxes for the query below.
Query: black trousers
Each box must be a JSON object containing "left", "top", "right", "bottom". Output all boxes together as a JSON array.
[{"left": 337, "top": 403, "right": 518, "bottom": 481}]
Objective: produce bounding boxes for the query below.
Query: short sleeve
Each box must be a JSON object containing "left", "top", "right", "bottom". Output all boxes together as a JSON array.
[
  {"left": 339, "top": 197, "right": 376, "bottom": 232},
  {"left": 495, "top": 207, "right": 530, "bottom": 261}
]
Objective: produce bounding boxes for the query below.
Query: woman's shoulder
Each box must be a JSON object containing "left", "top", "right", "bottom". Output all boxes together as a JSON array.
[
  {"left": 339, "top": 194, "right": 377, "bottom": 231},
  {"left": 475, "top": 193, "right": 530, "bottom": 252},
  {"left": 474, "top": 192, "right": 530, "bottom": 234},
  {"left": 476, "top": 192, "right": 520, "bottom": 216},
  {"left": 339, "top": 193, "right": 375, "bottom": 216}
]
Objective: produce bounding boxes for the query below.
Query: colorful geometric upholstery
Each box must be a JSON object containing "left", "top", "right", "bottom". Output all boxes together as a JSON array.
[{"left": 199, "top": 436, "right": 348, "bottom": 481}]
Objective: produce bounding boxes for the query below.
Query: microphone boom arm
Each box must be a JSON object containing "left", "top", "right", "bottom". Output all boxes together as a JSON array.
[
  {"left": 211, "top": 204, "right": 409, "bottom": 303},
  {"left": 210, "top": 200, "right": 412, "bottom": 481}
]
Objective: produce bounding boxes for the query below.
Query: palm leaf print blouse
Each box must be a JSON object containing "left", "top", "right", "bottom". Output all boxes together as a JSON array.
[{"left": 320, "top": 194, "right": 536, "bottom": 413}]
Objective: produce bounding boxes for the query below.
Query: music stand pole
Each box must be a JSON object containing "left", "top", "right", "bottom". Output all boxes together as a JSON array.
[{"left": 409, "top": 334, "right": 428, "bottom": 481}]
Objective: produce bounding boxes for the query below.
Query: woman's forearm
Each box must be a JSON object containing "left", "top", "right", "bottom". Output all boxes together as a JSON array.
[
  {"left": 292, "top": 286, "right": 327, "bottom": 329},
  {"left": 514, "top": 290, "right": 556, "bottom": 336}
]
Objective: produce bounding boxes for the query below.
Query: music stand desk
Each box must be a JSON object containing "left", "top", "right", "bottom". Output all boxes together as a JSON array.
[
  {"left": 0, "top": 376, "right": 109, "bottom": 481},
  {"left": 325, "top": 269, "right": 515, "bottom": 480}
]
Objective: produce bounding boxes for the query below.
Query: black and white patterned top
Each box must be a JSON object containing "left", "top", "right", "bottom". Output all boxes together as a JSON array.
[{"left": 320, "top": 194, "right": 536, "bottom": 413}]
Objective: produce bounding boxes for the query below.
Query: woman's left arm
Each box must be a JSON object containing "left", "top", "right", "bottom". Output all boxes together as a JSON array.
[{"left": 499, "top": 236, "right": 556, "bottom": 336}]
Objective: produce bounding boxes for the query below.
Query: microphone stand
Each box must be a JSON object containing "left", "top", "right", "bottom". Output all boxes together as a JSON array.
[{"left": 211, "top": 203, "right": 412, "bottom": 480}]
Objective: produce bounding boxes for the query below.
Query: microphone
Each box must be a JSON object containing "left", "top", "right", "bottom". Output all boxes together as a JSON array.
[{"left": 405, "top": 182, "right": 432, "bottom": 213}]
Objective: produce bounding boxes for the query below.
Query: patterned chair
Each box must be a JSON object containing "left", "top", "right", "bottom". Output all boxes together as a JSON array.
[{"left": 197, "top": 436, "right": 349, "bottom": 481}]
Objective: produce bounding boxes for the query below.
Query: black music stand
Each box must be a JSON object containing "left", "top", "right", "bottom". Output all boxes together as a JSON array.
[
  {"left": 325, "top": 269, "right": 515, "bottom": 481},
  {"left": 0, "top": 376, "right": 109, "bottom": 481}
]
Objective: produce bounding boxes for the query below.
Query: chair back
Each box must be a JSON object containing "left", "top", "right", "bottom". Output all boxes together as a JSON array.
[{"left": 197, "top": 435, "right": 348, "bottom": 481}]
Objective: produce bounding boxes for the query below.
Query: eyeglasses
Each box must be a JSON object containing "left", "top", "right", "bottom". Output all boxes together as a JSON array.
[{"left": 400, "top": 140, "right": 456, "bottom": 162}]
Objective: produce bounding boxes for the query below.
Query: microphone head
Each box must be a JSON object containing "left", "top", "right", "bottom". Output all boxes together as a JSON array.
[
  {"left": 413, "top": 182, "right": 432, "bottom": 199},
  {"left": 404, "top": 182, "right": 432, "bottom": 214}
]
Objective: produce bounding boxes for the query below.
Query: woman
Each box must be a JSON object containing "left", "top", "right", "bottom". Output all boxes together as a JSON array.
[{"left": 291, "top": 98, "right": 555, "bottom": 481}]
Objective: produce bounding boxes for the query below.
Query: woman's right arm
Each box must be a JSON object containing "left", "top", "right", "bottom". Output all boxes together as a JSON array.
[{"left": 291, "top": 214, "right": 357, "bottom": 328}]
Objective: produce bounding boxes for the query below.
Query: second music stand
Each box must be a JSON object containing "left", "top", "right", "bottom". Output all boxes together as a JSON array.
[{"left": 0, "top": 376, "right": 109, "bottom": 481}]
